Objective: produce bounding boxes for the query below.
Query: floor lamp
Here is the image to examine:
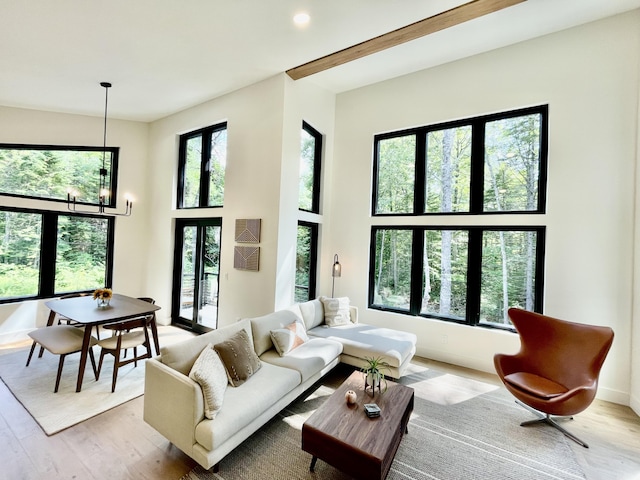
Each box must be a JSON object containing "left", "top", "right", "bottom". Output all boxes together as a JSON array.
[{"left": 331, "top": 254, "right": 341, "bottom": 297}]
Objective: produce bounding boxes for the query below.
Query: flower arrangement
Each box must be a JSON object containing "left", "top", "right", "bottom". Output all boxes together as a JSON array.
[{"left": 93, "top": 288, "right": 113, "bottom": 306}]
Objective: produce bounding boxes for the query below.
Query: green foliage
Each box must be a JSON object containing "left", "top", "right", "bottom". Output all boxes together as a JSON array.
[
  {"left": 372, "top": 111, "right": 542, "bottom": 325},
  {"left": 0, "top": 263, "right": 39, "bottom": 297},
  {"left": 1, "top": 210, "right": 109, "bottom": 299},
  {"left": 299, "top": 129, "right": 316, "bottom": 211},
  {"left": 295, "top": 225, "right": 312, "bottom": 302},
  {"left": 0, "top": 147, "right": 111, "bottom": 203},
  {"left": 376, "top": 135, "right": 415, "bottom": 214}
]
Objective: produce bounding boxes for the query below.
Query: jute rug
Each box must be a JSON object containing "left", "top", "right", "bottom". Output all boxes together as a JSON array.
[
  {"left": 0, "top": 346, "right": 146, "bottom": 435},
  {"left": 182, "top": 364, "right": 585, "bottom": 480}
]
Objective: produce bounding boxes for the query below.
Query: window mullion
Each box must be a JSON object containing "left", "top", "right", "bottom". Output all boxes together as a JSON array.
[
  {"left": 409, "top": 228, "right": 424, "bottom": 315},
  {"left": 200, "top": 131, "right": 212, "bottom": 208},
  {"left": 469, "top": 122, "right": 485, "bottom": 213},
  {"left": 39, "top": 213, "right": 57, "bottom": 297},
  {"left": 466, "top": 228, "right": 482, "bottom": 325},
  {"left": 414, "top": 131, "right": 426, "bottom": 214}
]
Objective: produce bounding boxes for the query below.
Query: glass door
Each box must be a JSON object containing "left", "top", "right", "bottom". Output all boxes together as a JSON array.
[{"left": 172, "top": 218, "right": 221, "bottom": 332}]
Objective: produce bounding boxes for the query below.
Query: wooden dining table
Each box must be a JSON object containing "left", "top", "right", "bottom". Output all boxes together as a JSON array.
[{"left": 44, "top": 293, "right": 161, "bottom": 392}]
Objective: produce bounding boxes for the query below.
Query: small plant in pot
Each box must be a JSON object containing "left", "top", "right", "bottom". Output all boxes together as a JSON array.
[{"left": 362, "top": 356, "right": 389, "bottom": 396}]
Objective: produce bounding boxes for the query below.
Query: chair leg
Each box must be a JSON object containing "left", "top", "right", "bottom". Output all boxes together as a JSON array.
[
  {"left": 88, "top": 347, "right": 99, "bottom": 380},
  {"left": 112, "top": 348, "right": 121, "bottom": 393},
  {"left": 515, "top": 400, "right": 589, "bottom": 448},
  {"left": 54, "top": 354, "right": 66, "bottom": 393},
  {"left": 97, "top": 349, "right": 108, "bottom": 381},
  {"left": 26, "top": 341, "right": 37, "bottom": 366}
]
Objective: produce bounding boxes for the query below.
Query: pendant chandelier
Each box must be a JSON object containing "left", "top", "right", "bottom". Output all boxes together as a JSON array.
[{"left": 67, "top": 82, "right": 133, "bottom": 216}]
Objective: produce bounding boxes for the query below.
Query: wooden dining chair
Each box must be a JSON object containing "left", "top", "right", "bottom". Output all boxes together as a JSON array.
[
  {"left": 103, "top": 297, "right": 159, "bottom": 358},
  {"left": 26, "top": 325, "right": 98, "bottom": 392},
  {"left": 96, "top": 315, "right": 153, "bottom": 392}
]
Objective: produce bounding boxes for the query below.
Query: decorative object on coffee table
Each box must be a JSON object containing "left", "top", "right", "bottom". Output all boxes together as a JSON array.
[
  {"left": 362, "top": 356, "right": 389, "bottom": 396},
  {"left": 345, "top": 389, "right": 357, "bottom": 405},
  {"left": 302, "top": 370, "right": 414, "bottom": 480}
]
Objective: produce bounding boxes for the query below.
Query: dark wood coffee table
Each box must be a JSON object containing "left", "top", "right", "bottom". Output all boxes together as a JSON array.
[{"left": 302, "top": 370, "right": 414, "bottom": 480}]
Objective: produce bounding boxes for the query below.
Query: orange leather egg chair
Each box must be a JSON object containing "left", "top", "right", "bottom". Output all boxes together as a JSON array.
[{"left": 494, "top": 308, "right": 614, "bottom": 448}]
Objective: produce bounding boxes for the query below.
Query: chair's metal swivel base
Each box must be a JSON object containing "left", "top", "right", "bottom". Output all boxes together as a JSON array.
[{"left": 515, "top": 400, "right": 589, "bottom": 448}]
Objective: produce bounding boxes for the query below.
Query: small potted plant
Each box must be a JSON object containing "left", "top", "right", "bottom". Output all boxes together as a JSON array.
[{"left": 362, "top": 356, "right": 389, "bottom": 396}]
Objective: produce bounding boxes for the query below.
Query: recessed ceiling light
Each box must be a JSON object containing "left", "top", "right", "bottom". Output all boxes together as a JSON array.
[{"left": 293, "top": 12, "right": 310, "bottom": 26}]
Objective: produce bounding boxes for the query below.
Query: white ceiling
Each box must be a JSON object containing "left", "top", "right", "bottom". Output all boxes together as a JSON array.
[{"left": 1, "top": 0, "right": 638, "bottom": 122}]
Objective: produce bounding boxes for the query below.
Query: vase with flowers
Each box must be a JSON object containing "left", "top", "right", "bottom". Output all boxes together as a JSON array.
[{"left": 93, "top": 288, "right": 113, "bottom": 307}]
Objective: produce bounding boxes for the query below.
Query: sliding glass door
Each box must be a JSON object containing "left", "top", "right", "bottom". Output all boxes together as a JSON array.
[{"left": 172, "top": 218, "right": 221, "bottom": 332}]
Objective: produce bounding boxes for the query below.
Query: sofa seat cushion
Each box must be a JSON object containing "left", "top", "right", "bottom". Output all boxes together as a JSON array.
[
  {"left": 308, "top": 324, "right": 417, "bottom": 369},
  {"left": 260, "top": 338, "right": 343, "bottom": 382},
  {"left": 194, "top": 362, "right": 300, "bottom": 452}
]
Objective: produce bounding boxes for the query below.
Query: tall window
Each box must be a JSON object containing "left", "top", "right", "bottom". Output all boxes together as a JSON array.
[
  {"left": 373, "top": 105, "right": 547, "bottom": 215},
  {"left": 178, "top": 123, "right": 227, "bottom": 209},
  {"left": 0, "top": 144, "right": 119, "bottom": 206},
  {"left": 296, "top": 121, "right": 322, "bottom": 303},
  {"left": 299, "top": 121, "right": 322, "bottom": 213},
  {"left": 370, "top": 106, "right": 548, "bottom": 328},
  {"left": 295, "top": 222, "right": 318, "bottom": 302},
  {"left": 0, "top": 208, "right": 114, "bottom": 302},
  {"left": 172, "top": 218, "right": 221, "bottom": 333}
]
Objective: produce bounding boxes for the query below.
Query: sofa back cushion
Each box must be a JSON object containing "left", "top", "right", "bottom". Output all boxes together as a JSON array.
[
  {"left": 160, "top": 318, "right": 252, "bottom": 376},
  {"left": 250, "top": 309, "right": 304, "bottom": 356},
  {"left": 297, "top": 299, "right": 325, "bottom": 330}
]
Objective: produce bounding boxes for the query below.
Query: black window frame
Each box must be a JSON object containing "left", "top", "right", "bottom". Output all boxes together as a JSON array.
[
  {"left": 0, "top": 143, "right": 120, "bottom": 208},
  {"left": 0, "top": 205, "right": 115, "bottom": 304},
  {"left": 177, "top": 122, "right": 227, "bottom": 209},
  {"left": 368, "top": 225, "right": 545, "bottom": 330},
  {"left": 171, "top": 216, "right": 223, "bottom": 334},
  {"left": 295, "top": 221, "right": 319, "bottom": 302},
  {"left": 299, "top": 121, "right": 323, "bottom": 214},
  {"left": 372, "top": 105, "right": 549, "bottom": 216}
]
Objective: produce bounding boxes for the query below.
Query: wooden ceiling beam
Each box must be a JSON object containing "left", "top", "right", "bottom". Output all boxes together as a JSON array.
[{"left": 286, "top": 0, "right": 527, "bottom": 80}]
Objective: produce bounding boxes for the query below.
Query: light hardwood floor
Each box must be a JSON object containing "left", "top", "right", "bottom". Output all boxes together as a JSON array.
[{"left": 1, "top": 327, "right": 639, "bottom": 479}]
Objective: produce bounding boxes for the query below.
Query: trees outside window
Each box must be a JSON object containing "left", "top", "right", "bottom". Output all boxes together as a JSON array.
[
  {"left": 370, "top": 226, "right": 544, "bottom": 327},
  {"left": 299, "top": 122, "right": 322, "bottom": 213},
  {"left": 0, "top": 143, "right": 117, "bottom": 303},
  {"left": 370, "top": 106, "right": 548, "bottom": 328},
  {"left": 0, "top": 144, "right": 118, "bottom": 206},
  {"left": 295, "top": 222, "right": 318, "bottom": 303},
  {"left": 178, "top": 123, "right": 227, "bottom": 209},
  {"left": 0, "top": 208, "right": 114, "bottom": 302}
]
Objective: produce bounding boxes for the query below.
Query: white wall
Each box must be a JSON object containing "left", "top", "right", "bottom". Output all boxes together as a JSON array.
[
  {"left": 330, "top": 11, "right": 640, "bottom": 407},
  {"left": 0, "top": 106, "right": 150, "bottom": 338},
  {"left": 146, "top": 75, "right": 337, "bottom": 327}
]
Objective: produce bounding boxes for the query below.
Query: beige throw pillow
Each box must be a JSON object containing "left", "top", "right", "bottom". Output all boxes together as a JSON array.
[
  {"left": 270, "top": 321, "right": 309, "bottom": 356},
  {"left": 188, "top": 344, "right": 228, "bottom": 420},
  {"left": 214, "top": 329, "right": 262, "bottom": 387},
  {"left": 320, "top": 296, "right": 351, "bottom": 326}
]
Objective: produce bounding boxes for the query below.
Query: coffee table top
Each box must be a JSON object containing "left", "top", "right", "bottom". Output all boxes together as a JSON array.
[{"left": 303, "top": 370, "right": 414, "bottom": 463}]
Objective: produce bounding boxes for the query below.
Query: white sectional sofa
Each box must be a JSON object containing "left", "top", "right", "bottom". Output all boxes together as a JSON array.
[{"left": 143, "top": 298, "right": 416, "bottom": 471}]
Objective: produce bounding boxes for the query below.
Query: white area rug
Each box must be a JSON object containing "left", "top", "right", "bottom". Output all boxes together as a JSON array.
[
  {"left": 0, "top": 346, "right": 145, "bottom": 435},
  {"left": 183, "top": 364, "right": 586, "bottom": 480}
]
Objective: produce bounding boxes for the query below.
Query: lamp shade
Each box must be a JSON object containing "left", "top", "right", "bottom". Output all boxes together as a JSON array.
[{"left": 332, "top": 254, "right": 341, "bottom": 278}]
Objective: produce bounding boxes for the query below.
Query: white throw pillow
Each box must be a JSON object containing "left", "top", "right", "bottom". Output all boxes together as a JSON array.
[
  {"left": 320, "top": 296, "right": 351, "bottom": 326},
  {"left": 189, "top": 344, "right": 228, "bottom": 420},
  {"left": 270, "top": 321, "right": 309, "bottom": 356}
]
